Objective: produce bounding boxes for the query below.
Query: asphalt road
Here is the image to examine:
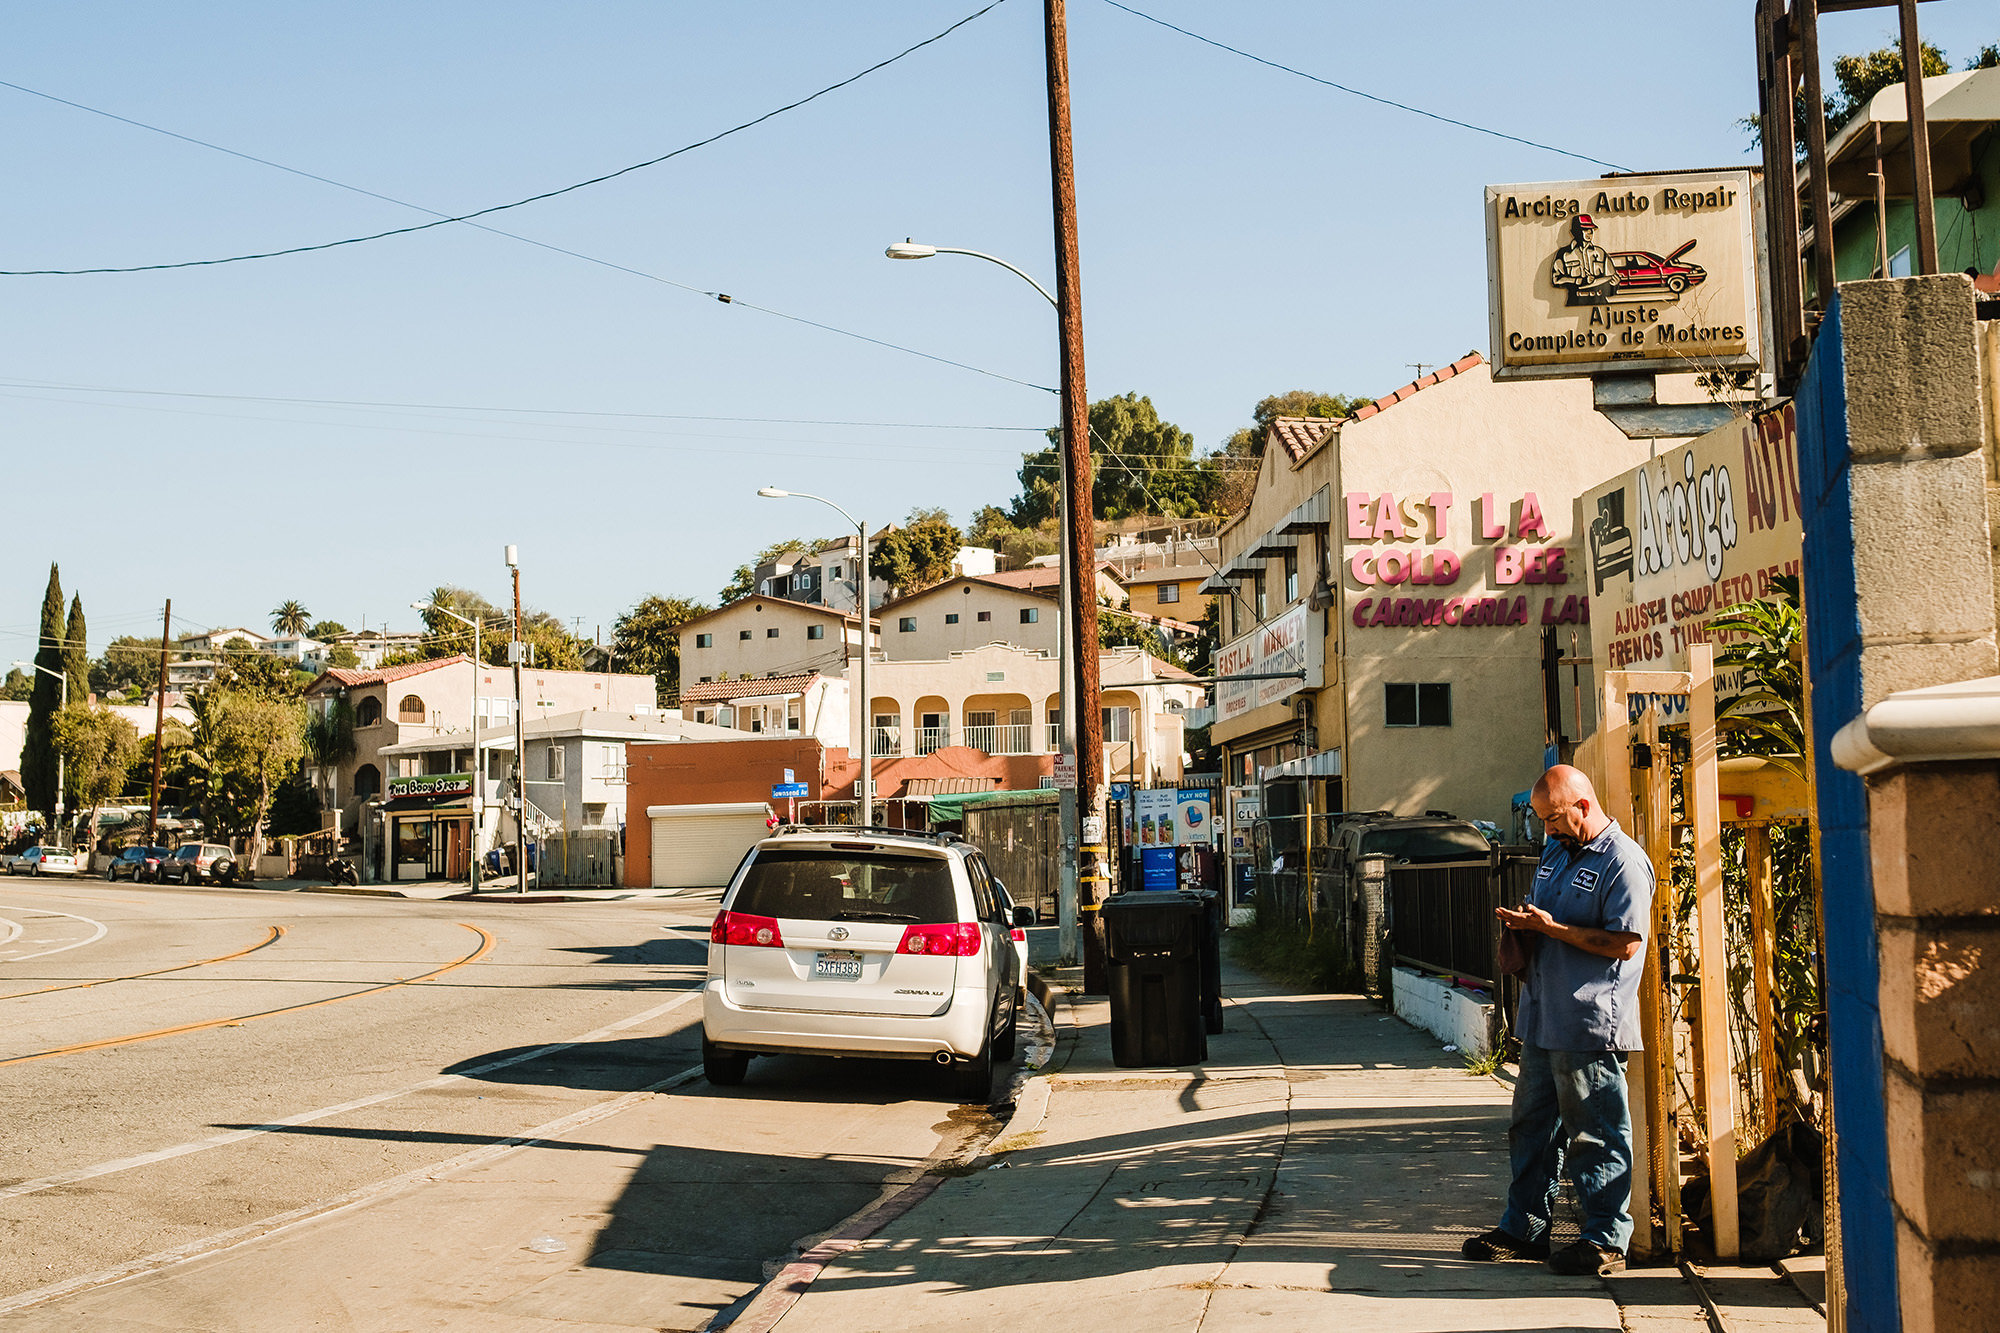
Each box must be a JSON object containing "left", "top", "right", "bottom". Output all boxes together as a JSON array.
[{"left": 0, "top": 881, "right": 1007, "bottom": 1329}]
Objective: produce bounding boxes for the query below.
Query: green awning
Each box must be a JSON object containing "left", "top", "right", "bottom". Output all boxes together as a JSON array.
[{"left": 924, "top": 787, "right": 1059, "bottom": 823}]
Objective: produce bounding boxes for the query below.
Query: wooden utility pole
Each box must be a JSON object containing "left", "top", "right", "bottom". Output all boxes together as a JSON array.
[
  {"left": 1043, "top": 0, "right": 1107, "bottom": 986},
  {"left": 1897, "top": 0, "right": 1939, "bottom": 274},
  {"left": 146, "top": 600, "right": 171, "bottom": 847},
  {"left": 508, "top": 548, "right": 527, "bottom": 893}
]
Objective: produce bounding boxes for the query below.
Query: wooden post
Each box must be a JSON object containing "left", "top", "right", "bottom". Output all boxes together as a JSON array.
[
  {"left": 1746, "top": 823, "right": 1780, "bottom": 1139},
  {"left": 1642, "top": 701, "right": 1681, "bottom": 1253},
  {"left": 1897, "top": 0, "right": 1939, "bottom": 274},
  {"left": 1687, "top": 644, "right": 1739, "bottom": 1256},
  {"left": 1601, "top": 675, "right": 1652, "bottom": 1259}
]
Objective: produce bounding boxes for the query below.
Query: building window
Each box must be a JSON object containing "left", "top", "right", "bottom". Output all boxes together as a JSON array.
[
  {"left": 1254, "top": 574, "right": 1267, "bottom": 621},
  {"left": 807, "top": 624, "right": 825, "bottom": 640},
  {"left": 739, "top": 630, "right": 752, "bottom": 641},
  {"left": 1385, "top": 682, "right": 1452, "bottom": 728},
  {"left": 766, "top": 627, "right": 780, "bottom": 638},
  {"left": 1157, "top": 583, "right": 1180, "bottom": 604},
  {"left": 1283, "top": 551, "right": 1299, "bottom": 603},
  {"left": 1020, "top": 607, "right": 1039, "bottom": 624},
  {"left": 397, "top": 695, "right": 425, "bottom": 724},
  {"left": 353, "top": 764, "right": 381, "bottom": 799},
  {"left": 977, "top": 610, "right": 992, "bottom": 622},
  {"left": 945, "top": 613, "right": 959, "bottom": 625},
  {"left": 547, "top": 745, "right": 566, "bottom": 779},
  {"left": 899, "top": 617, "right": 917, "bottom": 633},
  {"left": 831, "top": 563, "right": 844, "bottom": 580},
  {"left": 695, "top": 633, "right": 712, "bottom": 648},
  {"left": 1102, "top": 706, "right": 1132, "bottom": 744},
  {"left": 355, "top": 696, "right": 383, "bottom": 728}
]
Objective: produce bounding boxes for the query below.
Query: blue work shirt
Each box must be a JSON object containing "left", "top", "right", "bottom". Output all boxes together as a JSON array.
[{"left": 1515, "top": 819, "right": 1653, "bottom": 1052}]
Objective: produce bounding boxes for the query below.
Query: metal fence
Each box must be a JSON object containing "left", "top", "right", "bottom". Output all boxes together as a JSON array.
[
  {"left": 1384, "top": 847, "right": 1539, "bottom": 1024},
  {"left": 961, "top": 794, "right": 1060, "bottom": 922}
]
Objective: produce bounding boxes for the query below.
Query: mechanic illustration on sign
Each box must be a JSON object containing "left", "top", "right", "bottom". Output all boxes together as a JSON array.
[{"left": 1549, "top": 214, "right": 1620, "bottom": 305}]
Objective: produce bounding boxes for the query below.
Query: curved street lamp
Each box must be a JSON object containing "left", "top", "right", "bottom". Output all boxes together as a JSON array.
[{"left": 758, "top": 488, "right": 872, "bottom": 828}]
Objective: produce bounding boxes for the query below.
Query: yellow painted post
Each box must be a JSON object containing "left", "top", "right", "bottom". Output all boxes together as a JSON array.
[
  {"left": 1642, "top": 703, "right": 1681, "bottom": 1253},
  {"left": 1745, "top": 823, "right": 1779, "bottom": 1139},
  {"left": 1601, "top": 674, "right": 1652, "bottom": 1260},
  {"left": 1687, "top": 644, "right": 1739, "bottom": 1255}
]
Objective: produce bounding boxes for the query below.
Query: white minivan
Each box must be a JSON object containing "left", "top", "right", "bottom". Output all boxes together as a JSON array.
[{"left": 701, "top": 827, "right": 1033, "bottom": 1101}]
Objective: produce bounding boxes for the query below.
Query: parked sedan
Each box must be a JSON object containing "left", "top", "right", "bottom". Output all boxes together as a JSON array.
[
  {"left": 7, "top": 846, "right": 81, "bottom": 876},
  {"left": 162, "top": 842, "right": 239, "bottom": 885},
  {"left": 105, "top": 845, "right": 172, "bottom": 883}
]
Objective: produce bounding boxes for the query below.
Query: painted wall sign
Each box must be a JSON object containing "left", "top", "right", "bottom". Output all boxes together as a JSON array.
[
  {"left": 1485, "top": 170, "right": 1763, "bottom": 381},
  {"left": 1343, "top": 489, "right": 1584, "bottom": 631},
  {"left": 387, "top": 772, "right": 473, "bottom": 801},
  {"left": 1582, "top": 404, "right": 1803, "bottom": 708},
  {"left": 1215, "top": 601, "right": 1323, "bottom": 720}
]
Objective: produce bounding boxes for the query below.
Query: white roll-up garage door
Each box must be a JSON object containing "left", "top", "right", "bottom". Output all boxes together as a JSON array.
[{"left": 647, "top": 803, "right": 772, "bottom": 889}]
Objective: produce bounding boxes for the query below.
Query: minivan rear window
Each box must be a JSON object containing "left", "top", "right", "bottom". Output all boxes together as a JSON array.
[{"left": 732, "top": 850, "right": 957, "bottom": 924}]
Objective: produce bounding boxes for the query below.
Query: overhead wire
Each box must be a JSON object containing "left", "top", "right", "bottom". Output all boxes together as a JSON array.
[
  {"left": 1095, "top": 0, "right": 1633, "bottom": 173},
  {"left": 0, "top": 2, "right": 1052, "bottom": 394}
]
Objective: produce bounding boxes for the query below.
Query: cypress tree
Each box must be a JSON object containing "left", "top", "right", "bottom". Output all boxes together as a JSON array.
[
  {"left": 22, "top": 565, "right": 63, "bottom": 822},
  {"left": 63, "top": 595, "right": 89, "bottom": 820}
]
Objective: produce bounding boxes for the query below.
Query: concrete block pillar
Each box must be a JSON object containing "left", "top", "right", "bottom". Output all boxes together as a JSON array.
[
  {"left": 1867, "top": 762, "right": 2000, "bottom": 1333},
  {"left": 1798, "top": 275, "right": 1995, "bottom": 1331}
]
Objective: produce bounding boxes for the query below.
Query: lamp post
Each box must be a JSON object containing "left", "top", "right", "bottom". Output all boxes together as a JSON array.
[
  {"left": 413, "top": 600, "right": 483, "bottom": 893},
  {"left": 505, "top": 545, "right": 527, "bottom": 892},
  {"left": 13, "top": 661, "right": 68, "bottom": 843},
  {"left": 758, "top": 488, "right": 871, "bottom": 828},
  {"left": 886, "top": 239, "right": 1084, "bottom": 961}
]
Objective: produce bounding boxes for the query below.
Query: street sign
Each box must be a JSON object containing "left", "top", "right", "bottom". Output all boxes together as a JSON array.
[
  {"left": 782, "top": 768, "right": 795, "bottom": 784},
  {"left": 1051, "top": 753, "right": 1077, "bottom": 789},
  {"left": 771, "top": 782, "right": 809, "bottom": 799}
]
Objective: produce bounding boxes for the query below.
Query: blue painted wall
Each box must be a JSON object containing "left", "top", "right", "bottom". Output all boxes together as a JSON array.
[{"left": 1795, "top": 293, "right": 1899, "bottom": 1331}]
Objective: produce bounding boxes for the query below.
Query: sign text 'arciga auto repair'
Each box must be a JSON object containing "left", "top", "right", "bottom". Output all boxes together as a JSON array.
[{"left": 1484, "top": 169, "right": 1764, "bottom": 381}]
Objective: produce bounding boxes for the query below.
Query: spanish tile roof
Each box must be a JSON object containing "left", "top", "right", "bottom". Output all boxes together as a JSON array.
[
  {"left": 1265, "top": 416, "right": 1337, "bottom": 464},
  {"left": 672, "top": 596, "right": 871, "bottom": 635},
  {"left": 307, "top": 655, "right": 469, "bottom": 693},
  {"left": 1346, "top": 352, "right": 1484, "bottom": 423},
  {"left": 680, "top": 672, "right": 823, "bottom": 705}
]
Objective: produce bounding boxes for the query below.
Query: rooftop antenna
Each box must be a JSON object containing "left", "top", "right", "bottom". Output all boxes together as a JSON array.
[{"left": 1407, "top": 362, "right": 1433, "bottom": 379}]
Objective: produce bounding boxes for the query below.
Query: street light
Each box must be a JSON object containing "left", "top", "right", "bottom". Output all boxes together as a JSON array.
[
  {"left": 758, "top": 487, "right": 872, "bottom": 828},
  {"left": 413, "top": 601, "right": 485, "bottom": 894},
  {"left": 885, "top": 238, "right": 1082, "bottom": 961},
  {"left": 12, "top": 661, "right": 68, "bottom": 842}
]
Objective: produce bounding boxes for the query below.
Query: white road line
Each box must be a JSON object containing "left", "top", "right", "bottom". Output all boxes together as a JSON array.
[
  {"left": 0, "top": 917, "right": 22, "bottom": 946},
  {"left": 0, "top": 907, "right": 108, "bottom": 961},
  {"left": 0, "top": 1063, "right": 708, "bottom": 1316},
  {"left": 0, "top": 986, "right": 705, "bottom": 1202}
]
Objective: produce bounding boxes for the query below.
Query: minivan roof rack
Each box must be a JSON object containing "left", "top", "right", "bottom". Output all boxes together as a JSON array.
[{"left": 770, "top": 823, "right": 951, "bottom": 844}]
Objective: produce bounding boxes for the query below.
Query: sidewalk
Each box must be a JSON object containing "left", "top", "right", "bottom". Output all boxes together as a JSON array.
[{"left": 760, "top": 955, "right": 1820, "bottom": 1332}]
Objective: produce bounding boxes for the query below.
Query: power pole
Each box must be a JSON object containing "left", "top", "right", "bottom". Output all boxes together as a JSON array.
[
  {"left": 1044, "top": 0, "right": 1107, "bottom": 990},
  {"left": 507, "top": 546, "right": 527, "bottom": 893},
  {"left": 146, "top": 600, "right": 171, "bottom": 846}
]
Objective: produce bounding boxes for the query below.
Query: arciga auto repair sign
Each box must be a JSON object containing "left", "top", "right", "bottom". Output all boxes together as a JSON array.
[{"left": 1484, "top": 169, "right": 1763, "bottom": 381}]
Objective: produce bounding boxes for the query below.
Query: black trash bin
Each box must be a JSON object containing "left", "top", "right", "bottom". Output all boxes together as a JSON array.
[
  {"left": 1189, "top": 888, "right": 1224, "bottom": 1034},
  {"left": 1100, "top": 891, "right": 1206, "bottom": 1067}
]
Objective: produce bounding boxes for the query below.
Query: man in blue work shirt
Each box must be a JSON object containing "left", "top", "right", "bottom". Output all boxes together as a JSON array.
[{"left": 1463, "top": 764, "right": 1653, "bottom": 1276}]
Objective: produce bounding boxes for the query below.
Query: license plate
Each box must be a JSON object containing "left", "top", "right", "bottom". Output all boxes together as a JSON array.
[{"left": 813, "top": 950, "right": 863, "bottom": 981}]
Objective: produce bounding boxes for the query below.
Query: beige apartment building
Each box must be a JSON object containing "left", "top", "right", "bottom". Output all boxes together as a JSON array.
[
  {"left": 1210, "top": 353, "right": 1653, "bottom": 826},
  {"left": 676, "top": 598, "right": 873, "bottom": 685}
]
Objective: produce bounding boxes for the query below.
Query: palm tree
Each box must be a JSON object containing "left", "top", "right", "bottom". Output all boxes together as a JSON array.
[{"left": 271, "top": 600, "right": 311, "bottom": 637}]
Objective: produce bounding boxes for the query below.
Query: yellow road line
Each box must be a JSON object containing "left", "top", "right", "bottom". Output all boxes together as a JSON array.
[
  {"left": 0, "top": 925, "right": 287, "bottom": 1002},
  {"left": 0, "top": 923, "right": 494, "bottom": 1068}
]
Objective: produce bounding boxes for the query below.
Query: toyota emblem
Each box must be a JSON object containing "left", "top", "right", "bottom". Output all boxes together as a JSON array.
[{"left": 828, "top": 926, "right": 850, "bottom": 942}]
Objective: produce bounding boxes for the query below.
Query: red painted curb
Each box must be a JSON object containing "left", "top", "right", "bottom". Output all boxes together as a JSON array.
[{"left": 725, "top": 1171, "right": 950, "bottom": 1332}]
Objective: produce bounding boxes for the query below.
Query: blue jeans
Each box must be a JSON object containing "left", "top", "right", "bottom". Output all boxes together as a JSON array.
[{"left": 1499, "top": 1043, "right": 1634, "bottom": 1252}]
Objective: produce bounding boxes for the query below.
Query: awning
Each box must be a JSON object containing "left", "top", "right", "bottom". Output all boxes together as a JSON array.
[
  {"left": 1278, "top": 485, "right": 1333, "bottom": 536},
  {"left": 925, "top": 787, "right": 1058, "bottom": 823}
]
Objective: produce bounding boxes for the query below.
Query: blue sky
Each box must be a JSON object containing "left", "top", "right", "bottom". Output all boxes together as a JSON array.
[{"left": 3, "top": 1, "right": 1990, "bottom": 655}]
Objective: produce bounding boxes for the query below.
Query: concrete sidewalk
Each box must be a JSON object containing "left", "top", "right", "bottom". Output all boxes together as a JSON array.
[{"left": 763, "top": 957, "right": 1818, "bottom": 1332}]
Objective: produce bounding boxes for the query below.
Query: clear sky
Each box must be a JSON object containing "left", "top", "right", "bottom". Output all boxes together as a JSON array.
[{"left": 3, "top": 1, "right": 1990, "bottom": 656}]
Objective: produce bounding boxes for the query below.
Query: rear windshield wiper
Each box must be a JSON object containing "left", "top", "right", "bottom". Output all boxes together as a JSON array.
[{"left": 829, "top": 909, "right": 920, "bottom": 922}]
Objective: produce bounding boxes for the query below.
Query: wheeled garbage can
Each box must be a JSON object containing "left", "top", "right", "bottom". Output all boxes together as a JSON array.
[
  {"left": 1100, "top": 891, "right": 1206, "bottom": 1067},
  {"left": 1190, "top": 888, "right": 1224, "bottom": 1034}
]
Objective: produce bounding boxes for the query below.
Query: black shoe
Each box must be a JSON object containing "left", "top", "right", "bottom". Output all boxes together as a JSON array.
[
  {"left": 1462, "top": 1227, "right": 1550, "bottom": 1262},
  {"left": 1548, "top": 1240, "right": 1626, "bottom": 1275}
]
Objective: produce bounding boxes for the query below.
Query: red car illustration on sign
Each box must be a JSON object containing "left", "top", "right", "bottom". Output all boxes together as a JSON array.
[{"left": 1608, "top": 240, "right": 1706, "bottom": 295}]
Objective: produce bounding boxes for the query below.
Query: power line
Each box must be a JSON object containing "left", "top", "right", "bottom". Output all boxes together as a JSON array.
[
  {"left": 0, "top": 1, "right": 1009, "bottom": 279},
  {"left": 1096, "top": 0, "right": 1632, "bottom": 173}
]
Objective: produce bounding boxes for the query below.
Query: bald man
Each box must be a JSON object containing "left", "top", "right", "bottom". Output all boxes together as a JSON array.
[{"left": 1463, "top": 764, "right": 1653, "bottom": 1276}]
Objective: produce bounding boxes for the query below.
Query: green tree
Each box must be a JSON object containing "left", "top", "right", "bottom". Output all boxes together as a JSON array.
[
  {"left": 612, "top": 595, "right": 711, "bottom": 707},
  {"left": 1012, "top": 394, "right": 1222, "bottom": 524},
  {"left": 520, "top": 611, "right": 585, "bottom": 671},
  {"left": 0, "top": 668, "right": 32, "bottom": 702},
  {"left": 51, "top": 705, "right": 141, "bottom": 869},
  {"left": 327, "top": 643, "right": 360, "bottom": 669},
  {"left": 1220, "top": 389, "right": 1368, "bottom": 459},
  {"left": 307, "top": 619, "right": 348, "bottom": 640},
  {"left": 23, "top": 564, "right": 65, "bottom": 821},
  {"left": 91, "top": 637, "right": 163, "bottom": 700},
  {"left": 204, "top": 690, "right": 307, "bottom": 878},
  {"left": 63, "top": 595, "right": 89, "bottom": 714},
  {"left": 966, "top": 505, "right": 1059, "bottom": 569},
  {"left": 213, "top": 651, "right": 307, "bottom": 699},
  {"left": 873, "top": 510, "right": 965, "bottom": 596},
  {"left": 1969, "top": 44, "right": 2000, "bottom": 71},
  {"left": 1827, "top": 40, "right": 1950, "bottom": 137},
  {"left": 270, "top": 600, "right": 311, "bottom": 637},
  {"left": 303, "top": 700, "right": 356, "bottom": 813},
  {"left": 719, "top": 565, "right": 757, "bottom": 603},
  {"left": 416, "top": 587, "right": 506, "bottom": 663}
]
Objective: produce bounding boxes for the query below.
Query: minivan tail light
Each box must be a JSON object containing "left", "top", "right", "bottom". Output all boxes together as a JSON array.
[
  {"left": 710, "top": 911, "right": 785, "bottom": 948},
  {"left": 896, "top": 922, "right": 981, "bottom": 957}
]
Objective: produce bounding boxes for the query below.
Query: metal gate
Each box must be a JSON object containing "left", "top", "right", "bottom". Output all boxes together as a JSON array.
[{"left": 960, "top": 792, "right": 1060, "bottom": 922}]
